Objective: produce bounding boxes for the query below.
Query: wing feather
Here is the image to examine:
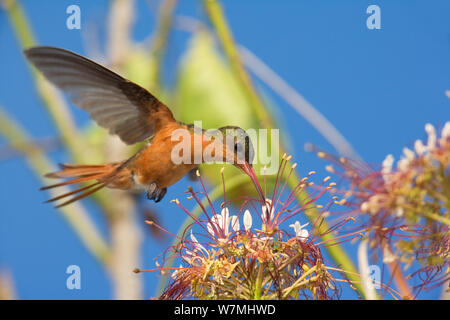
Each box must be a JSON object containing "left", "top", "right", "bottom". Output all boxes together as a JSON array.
[{"left": 24, "top": 46, "right": 175, "bottom": 144}]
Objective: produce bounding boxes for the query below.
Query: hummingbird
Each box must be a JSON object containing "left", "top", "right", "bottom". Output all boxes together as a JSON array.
[{"left": 24, "top": 46, "right": 255, "bottom": 207}]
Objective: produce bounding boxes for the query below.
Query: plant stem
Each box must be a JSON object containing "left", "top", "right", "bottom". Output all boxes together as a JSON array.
[
  {"left": 253, "top": 263, "right": 264, "bottom": 300},
  {"left": 150, "top": 0, "right": 178, "bottom": 91},
  {"left": 202, "top": 0, "right": 364, "bottom": 297},
  {"left": 4, "top": 0, "right": 90, "bottom": 163},
  {"left": 282, "top": 265, "right": 317, "bottom": 299},
  {"left": 357, "top": 239, "right": 378, "bottom": 300},
  {"left": 202, "top": 0, "right": 270, "bottom": 127},
  {"left": 421, "top": 211, "right": 450, "bottom": 227},
  {"left": 239, "top": 46, "right": 360, "bottom": 159},
  {"left": 0, "top": 108, "right": 112, "bottom": 266},
  {"left": 386, "top": 260, "right": 413, "bottom": 299},
  {"left": 106, "top": 0, "right": 143, "bottom": 300},
  {"left": 156, "top": 172, "right": 262, "bottom": 295}
]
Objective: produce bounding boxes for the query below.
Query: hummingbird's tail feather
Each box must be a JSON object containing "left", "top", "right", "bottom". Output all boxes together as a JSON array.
[
  {"left": 44, "top": 163, "right": 116, "bottom": 179},
  {"left": 41, "top": 162, "right": 124, "bottom": 208}
]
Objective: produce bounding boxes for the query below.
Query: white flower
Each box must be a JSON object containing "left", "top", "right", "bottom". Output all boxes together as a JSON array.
[
  {"left": 207, "top": 207, "right": 229, "bottom": 236},
  {"left": 182, "top": 251, "right": 197, "bottom": 265},
  {"left": 414, "top": 139, "right": 427, "bottom": 156},
  {"left": 382, "top": 154, "right": 394, "bottom": 173},
  {"left": 189, "top": 230, "right": 207, "bottom": 254},
  {"left": 261, "top": 199, "right": 274, "bottom": 224},
  {"left": 360, "top": 202, "right": 369, "bottom": 213},
  {"left": 397, "top": 157, "right": 410, "bottom": 172},
  {"left": 403, "top": 147, "right": 415, "bottom": 161},
  {"left": 397, "top": 148, "right": 415, "bottom": 172},
  {"left": 230, "top": 215, "right": 240, "bottom": 232},
  {"left": 258, "top": 235, "right": 273, "bottom": 241},
  {"left": 171, "top": 264, "right": 184, "bottom": 279},
  {"left": 381, "top": 154, "right": 394, "bottom": 183},
  {"left": 439, "top": 122, "right": 450, "bottom": 147},
  {"left": 206, "top": 207, "right": 238, "bottom": 242},
  {"left": 183, "top": 231, "right": 208, "bottom": 265},
  {"left": 289, "top": 221, "right": 309, "bottom": 240},
  {"left": 382, "top": 246, "right": 396, "bottom": 263},
  {"left": 394, "top": 207, "right": 404, "bottom": 218},
  {"left": 442, "top": 122, "right": 450, "bottom": 140},
  {"left": 243, "top": 210, "right": 252, "bottom": 231}
]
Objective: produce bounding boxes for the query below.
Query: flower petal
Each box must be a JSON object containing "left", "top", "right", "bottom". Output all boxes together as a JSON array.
[
  {"left": 190, "top": 230, "right": 207, "bottom": 253},
  {"left": 207, "top": 214, "right": 222, "bottom": 236},
  {"left": 230, "top": 215, "right": 240, "bottom": 232},
  {"left": 414, "top": 139, "right": 427, "bottom": 156},
  {"left": 243, "top": 210, "right": 252, "bottom": 231},
  {"left": 261, "top": 199, "right": 274, "bottom": 223},
  {"left": 425, "top": 123, "right": 436, "bottom": 150},
  {"left": 442, "top": 122, "right": 450, "bottom": 139},
  {"left": 206, "top": 223, "right": 214, "bottom": 236},
  {"left": 290, "top": 221, "right": 309, "bottom": 240},
  {"left": 299, "top": 229, "right": 309, "bottom": 239},
  {"left": 221, "top": 207, "right": 230, "bottom": 235}
]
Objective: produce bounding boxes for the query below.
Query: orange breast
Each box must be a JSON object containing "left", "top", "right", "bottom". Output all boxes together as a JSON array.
[{"left": 129, "top": 123, "right": 215, "bottom": 189}]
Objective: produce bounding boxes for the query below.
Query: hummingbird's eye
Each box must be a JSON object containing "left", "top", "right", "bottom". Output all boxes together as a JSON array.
[{"left": 234, "top": 142, "right": 242, "bottom": 154}]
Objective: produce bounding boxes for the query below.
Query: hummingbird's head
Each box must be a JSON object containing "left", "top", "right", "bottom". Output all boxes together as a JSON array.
[
  {"left": 218, "top": 126, "right": 255, "bottom": 173},
  {"left": 217, "top": 126, "right": 265, "bottom": 200}
]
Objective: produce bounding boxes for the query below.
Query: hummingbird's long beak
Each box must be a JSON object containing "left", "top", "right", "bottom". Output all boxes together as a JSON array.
[{"left": 236, "top": 161, "right": 253, "bottom": 176}]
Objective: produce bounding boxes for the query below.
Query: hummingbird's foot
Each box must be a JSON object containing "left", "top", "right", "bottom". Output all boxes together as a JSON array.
[
  {"left": 155, "top": 188, "right": 167, "bottom": 203},
  {"left": 146, "top": 182, "right": 167, "bottom": 203}
]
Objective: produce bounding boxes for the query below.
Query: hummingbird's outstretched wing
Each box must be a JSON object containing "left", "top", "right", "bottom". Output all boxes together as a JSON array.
[{"left": 24, "top": 46, "right": 176, "bottom": 145}]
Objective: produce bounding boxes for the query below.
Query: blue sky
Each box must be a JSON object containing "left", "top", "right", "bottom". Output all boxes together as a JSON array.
[{"left": 0, "top": 0, "right": 448, "bottom": 299}]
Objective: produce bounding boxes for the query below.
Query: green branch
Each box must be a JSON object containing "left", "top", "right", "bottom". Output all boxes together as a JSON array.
[
  {"left": 4, "top": 0, "right": 92, "bottom": 164},
  {"left": 0, "top": 108, "right": 112, "bottom": 266},
  {"left": 150, "top": 0, "right": 178, "bottom": 90},
  {"left": 202, "top": 0, "right": 364, "bottom": 297},
  {"left": 202, "top": 0, "right": 269, "bottom": 127},
  {"left": 6, "top": 0, "right": 118, "bottom": 210}
]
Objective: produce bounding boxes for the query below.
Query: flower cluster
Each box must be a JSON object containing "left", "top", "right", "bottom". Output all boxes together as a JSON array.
[
  {"left": 317, "top": 122, "right": 450, "bottom": 291},
  {"left": 146, "top": 155, "right": 358, "bottom": 300}
]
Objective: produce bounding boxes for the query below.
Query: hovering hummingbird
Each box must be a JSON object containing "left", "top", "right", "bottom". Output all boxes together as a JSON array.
[{"left": 24, "top": 46, "right": 255, "bottom": 207}]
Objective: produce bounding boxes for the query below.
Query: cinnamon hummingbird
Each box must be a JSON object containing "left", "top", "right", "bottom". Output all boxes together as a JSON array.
[{"left": 24, "top": 46, "right": 256, "bottom": 207}]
